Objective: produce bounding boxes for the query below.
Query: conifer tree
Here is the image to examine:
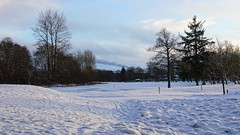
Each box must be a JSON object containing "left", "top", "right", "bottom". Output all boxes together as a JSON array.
[{"left": 180, "top": 15, "right": 214, "bottom": 86}]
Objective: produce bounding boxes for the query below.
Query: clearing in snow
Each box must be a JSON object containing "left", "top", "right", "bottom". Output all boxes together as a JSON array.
[{"left": 0, "top": 82, "right": 240, "bottom": 134}]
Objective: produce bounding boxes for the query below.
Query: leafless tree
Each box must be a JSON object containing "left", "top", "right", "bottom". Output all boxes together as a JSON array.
[
  {"left": 83, "top": 50, "right": 96, "bottom": 82},
  {"left": 207, "top": 40, "right": 235, "bottom": 94},
  {"left": 74, "top": 49, "right": 96, "bottom": 82},
  {"left": 148, "top": 28, "right": 178, "bottom": 88},
  {"left": 32, "top": 9, "right": 71, "bottom": 74},
  {"left": 83, "top": 50, "right": 96, "bottom": 70},
  {"left": 74, "top": 51, "right": 85, "bottom": 72}
]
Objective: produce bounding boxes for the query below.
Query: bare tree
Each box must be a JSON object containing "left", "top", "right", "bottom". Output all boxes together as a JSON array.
[
  {"left": 74, "top": 51, "right": 84, "bottom": 72},
  {"left": 83, "top": 50, "right": 96, "bottom": 71},
  {"left": 148, "top": 28, "right": 178, "bottom": 88},
  {"left": 74, "top": 50, "right": 96, "bottom": 82},
  {"left": 207, "top": 40, "right": 235, "bottom": 94},
  {"left": 83, "top": 50, "right": 96, "bottom": 82},
  {"left": 32, "top": 9, "right": 71, "bottom": 77}
]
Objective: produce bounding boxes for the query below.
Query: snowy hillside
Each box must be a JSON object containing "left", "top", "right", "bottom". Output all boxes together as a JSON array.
[{"left": 0, "top": 82, "right": 240, "bottom": 134}]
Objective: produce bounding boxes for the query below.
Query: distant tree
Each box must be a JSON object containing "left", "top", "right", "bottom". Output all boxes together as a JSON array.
[
  {"left": 147, "top": 61, "right": 165, "bottom": 81},
  {"left": 148, "top": 28, "right": 178, "bottom": 88},
  {"left": 96, "top": 70, "right": 115, "bottom": 82},
  {"left": 126, "top": 67, "right": 135, "bottom": 81},
  {"left": 74, "top": 50, "right": 84, "bottom": 72},
  {"left": 0, "top": 37, "right": 32, "bottom": 84},
  {"left": 125, "top": 66, "right": 146, "bottom": 81},
  {"left": 120, "top": 67, "right": 126, "bottom": 82},
  {"left": 83, "top": 50, "right": 96, "bottom": 82},
  {"left": 74, "top": 50, "right": 96, "bottom": 83},
  {"left": 134, "top": 66, "right": 145, "bottom": 80},
  {"left": 32, "top": 9, "right": 71, "bottom": 81},
  {"left": 179, "top": 15, "right": 214, "bottom": 86},
  {"left": 83, "top": 50, "right": 96, "bottom": 70}
]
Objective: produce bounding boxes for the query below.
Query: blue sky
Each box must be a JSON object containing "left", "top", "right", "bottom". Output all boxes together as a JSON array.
[{"left": 0, "top": 0, "right": 240, "bottom": 70}]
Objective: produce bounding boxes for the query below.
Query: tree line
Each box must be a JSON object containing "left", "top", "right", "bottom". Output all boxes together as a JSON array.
[
  {"left": 0, "top": 9, "right": 97, "bottom": 85},
  {"left": 96, "top": 66, "right": 147, "bottom": 82},
  {"left": 0, "top": 36, "right": 97, "bottom": 85},
  {"left": 148, "top": 15, "right": 240, "bottom": 94}
]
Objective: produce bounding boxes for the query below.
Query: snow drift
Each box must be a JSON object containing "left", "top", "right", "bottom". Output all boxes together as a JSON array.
[{"left": 0, "top": 82, "right": 240, "bottom": 134}]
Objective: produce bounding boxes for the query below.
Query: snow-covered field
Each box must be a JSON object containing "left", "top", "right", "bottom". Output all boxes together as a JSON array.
[{"left": 0, "top": 82, "right": 240, "bottom": 134}]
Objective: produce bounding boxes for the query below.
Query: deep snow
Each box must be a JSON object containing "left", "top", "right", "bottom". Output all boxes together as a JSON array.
[{"left": 0, "top": 82, "right": 240, "bottom": 134}]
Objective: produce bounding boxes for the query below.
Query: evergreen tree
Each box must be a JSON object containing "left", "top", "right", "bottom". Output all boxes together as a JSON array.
[{"left": 179, "top": 15, "right": 214, "bottom": 86}]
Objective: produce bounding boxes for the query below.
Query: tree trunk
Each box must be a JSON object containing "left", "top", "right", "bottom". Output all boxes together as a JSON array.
[
  {"left": 221, "top": 77, "right": 225, "bottom": 95},
  {"left": 195, "top": 79, "right": 199, "bottom": 86},
  {"left": 167, "top": 49, "right": 171, "bottom": 88},
  {"left": 28, "top": 70, "right": 32, "bottom": 85}
]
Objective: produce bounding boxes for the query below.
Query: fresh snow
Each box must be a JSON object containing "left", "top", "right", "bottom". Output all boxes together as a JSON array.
[{"left": 0, "top": 82, "right": 240, "bottom": 134}]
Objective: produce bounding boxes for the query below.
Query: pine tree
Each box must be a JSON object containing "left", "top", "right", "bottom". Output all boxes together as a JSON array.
[{"left": 180, "top": 15, "right": 214, "bottom": 86}]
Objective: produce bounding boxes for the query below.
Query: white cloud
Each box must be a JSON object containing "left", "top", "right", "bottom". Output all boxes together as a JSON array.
[
  {"left": 140, "top": 19, "right": 188, "bottom": 33},
  {"left": 139, "top": 17, "right": 216, "bottom": 33}
]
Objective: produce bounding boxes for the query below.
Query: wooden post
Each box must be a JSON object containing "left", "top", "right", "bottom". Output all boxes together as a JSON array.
[{"left": 158, "top": 87, "right": 160, "bottom": 94}]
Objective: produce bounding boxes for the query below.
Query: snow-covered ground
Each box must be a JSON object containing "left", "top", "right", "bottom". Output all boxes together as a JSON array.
[{"left": 0, "top": 82, "right": 240, "bottom": 134}]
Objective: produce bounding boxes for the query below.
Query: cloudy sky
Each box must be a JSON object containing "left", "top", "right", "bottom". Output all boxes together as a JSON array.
[{"left": 0, "top": 0, "right": 240, "bottom": 70}]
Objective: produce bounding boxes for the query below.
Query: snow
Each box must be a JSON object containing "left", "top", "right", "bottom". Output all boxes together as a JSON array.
[{"left": 0, "top": 82, "right": 240, "bottom": 134}]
